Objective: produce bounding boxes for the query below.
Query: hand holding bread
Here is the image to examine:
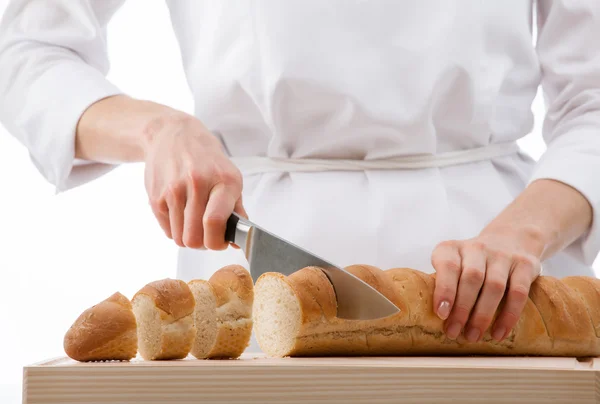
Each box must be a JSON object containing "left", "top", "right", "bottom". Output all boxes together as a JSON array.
[{"left": 253, "top": 265, "right": 600, "bottom": 357}]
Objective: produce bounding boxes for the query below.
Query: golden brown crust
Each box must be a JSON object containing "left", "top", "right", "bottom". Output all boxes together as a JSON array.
[
  {"left": 509, "top": 296, "right": 551, "bottom": 355},
  {"left": 209, "top": 265, "right": 254, "bottom": 308},
  {"left": 133, "top": 278, "right": 195, "bottom": 320},
  {"left": 386, "top": 267, "right": 418, "bottom": 319},
  {"left": 206, "top": 320, "right": 253, "bottom": 359},
  {"left": 64, "top": 292, "right": 138, "bottom": 362},
  {"left": 361, "top": 268, "right": 414, "bottom": 355},
  {"left": 187, "top": 265, "right": 255, "bottom": 359},
  {"left": 257, "top": 266, "right": 600, "bottom": 357},
  {"left": 400, "top": 269, "right": 442, "bottom": 331},
  {"left": 288, "top": 266, "right": 338, "bottom": 323},
  {"left": 529, "top": 276, "right": 596, "bottom": 355},
  {"left": 106, "top": 291, "right": 133, "bottom": 310},
  {"left": 562, "top": 276, "right": 600, "bottom": 339}
]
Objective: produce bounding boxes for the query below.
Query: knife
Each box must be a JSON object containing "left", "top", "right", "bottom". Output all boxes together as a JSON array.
[{"left": 225, "top": 212, "right": 400, "bottom": 320}]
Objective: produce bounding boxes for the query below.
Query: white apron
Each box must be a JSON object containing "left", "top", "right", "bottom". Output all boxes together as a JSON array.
[
  {"left": 169, "top": 1, "right": 597, "bottom": 284},
  {"left": 178, "top": 142, "right": 595, "bottom": 281}
]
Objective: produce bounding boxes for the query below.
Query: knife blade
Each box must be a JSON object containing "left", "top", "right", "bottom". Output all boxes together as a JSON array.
[{"left": 225, "top": 212, "right": 400, "bottom": 320}]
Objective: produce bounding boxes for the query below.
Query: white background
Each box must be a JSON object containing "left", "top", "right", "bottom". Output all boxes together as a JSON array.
[{"left": 0, "top": 1, "right": 598, "bottom": 403}]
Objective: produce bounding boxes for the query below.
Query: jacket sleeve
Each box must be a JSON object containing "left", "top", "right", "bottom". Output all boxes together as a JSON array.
[
  {"left": 529, "top": 0, "right": 600, "bottom": 266},
  {"left": 0, "top": 0, "right": 127, "bottom": 193}
]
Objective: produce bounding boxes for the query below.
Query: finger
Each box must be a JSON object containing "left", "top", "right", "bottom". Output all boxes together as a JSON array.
[
  {"left": 150, "top": 199, "right": 172, "bottom": 239},
  {"left": 431, "top": 241, "right": 462, "bottom": 321},
  {"left": 491, "top": 257, "right": 538, "bottom": 341},
  {"left": 182, "top": 175, "right": 209, "bottom": 249},
  {"left": 445, "top": 242, "right": 487, "bottom": 340},
  {"left": 203, "top": 183, "right": 238, "bottom": 250},
  {"left": 166, "top": 185, "right": 186, "bottom": 247},
  {"left": 464, "top": 253, "right": 511, "bottom": 342}
]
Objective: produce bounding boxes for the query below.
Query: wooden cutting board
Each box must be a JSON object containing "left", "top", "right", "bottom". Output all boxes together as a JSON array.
[{"left": 23, "top": 354, "right": 600, "bottom": 404}]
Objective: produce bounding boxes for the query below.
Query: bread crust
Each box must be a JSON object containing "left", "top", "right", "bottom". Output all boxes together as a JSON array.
[
  {"left": 132, "top": 278, "right": 196, "bottom": 360},
  {"left": 207, "top": 265, "right": 254, "bottom": 358},
  {"left": 189, "top": 265, "right": 255, "bottom": 359},
  {"left": 288, "top": 266, "right": 337, "bottom": 324},
  {"left": 255, "top": 266, "right": 600, "bottom": 358},
  {"left": 64, "top": 292, "right": 137, "bottom": 362},
  {"left": 209, "top": 264, "right": 254, "bottom": 310},
  {"left": 133, "top": 278, "right": 195, "bottom": 320},
  {"left": 529, "top": 276, "right": 596, "bottom": 356},
  {"left": 562, "top": 276, "right": 600, "bottom": 339}
]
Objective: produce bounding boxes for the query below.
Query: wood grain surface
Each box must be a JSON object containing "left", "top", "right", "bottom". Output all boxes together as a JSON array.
[{"left": 23, "top": 354, "right": 600, "bottom": 404}]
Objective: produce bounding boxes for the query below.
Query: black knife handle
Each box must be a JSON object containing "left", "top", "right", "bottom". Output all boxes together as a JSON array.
[{"left": 225, "top": 213, "right": 240, "bottom": 244}]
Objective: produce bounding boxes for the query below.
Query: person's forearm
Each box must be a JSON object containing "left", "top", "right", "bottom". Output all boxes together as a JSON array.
[
  {"left": 75, "top": 94, "right": 184, "bottom": 164},
  {"left": 480, "top": 178, "right": 593, "bottom": 261}
]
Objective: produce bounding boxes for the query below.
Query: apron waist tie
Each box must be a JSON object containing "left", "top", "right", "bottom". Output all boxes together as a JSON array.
[{"left": 231, "top": 141, "right": 520, "bottom": 175}]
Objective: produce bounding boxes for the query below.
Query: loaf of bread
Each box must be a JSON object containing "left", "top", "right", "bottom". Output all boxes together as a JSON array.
[
  {"left": 253, "top": 265, "right": 600, "bottom": 357},
  {"left": 188, "top": 265, "right": 254, "bottom": 359},
  {"left": 64, "top": 292, "right": 138, "bottom": 362},
  {"left": 132, "top": 278, "right": 196, "bottom": 360}
]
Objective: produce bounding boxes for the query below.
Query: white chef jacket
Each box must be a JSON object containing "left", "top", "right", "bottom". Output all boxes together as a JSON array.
[{"left": 1, "top": 1, "right": 599, "bottom": 283}]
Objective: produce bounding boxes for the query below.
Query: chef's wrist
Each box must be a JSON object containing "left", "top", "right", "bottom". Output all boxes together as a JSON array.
[
  {"left": 76, "top": 95, "right": 177, "bottom": 163},
  {"left": 139, "top": 109, "right": 223, "bottom": 159},
  {"left": 139, "top": 108, "right": 189, "bottom": 155},
  {"left": 477, "top": 179, "right": 593, "bottom": 262},
  {"left": 478, "top": 222, "right": 548, "bottom": 259}
]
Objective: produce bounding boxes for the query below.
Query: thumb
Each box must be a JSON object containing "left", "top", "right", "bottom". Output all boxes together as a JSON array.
[
  {"left": 203, "top": 183, "right": 238, "bottom": 250},
  {"left": 234, "top": 195, "right": 249, "bottom": 219},
  {"left": 229, "top": 196, "right": 248, "bottom": 250}
]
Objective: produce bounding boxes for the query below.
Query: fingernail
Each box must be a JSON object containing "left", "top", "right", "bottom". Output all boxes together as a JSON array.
[
  {"left": 492, "top": 326, "right": 506, "bottom": 341},
  {"left": 466, "top": 328, "right": 480, "bottom": 343},
  {"left": 446, "top": 322, "right": 462, "bottom": 340},
  {"left": 437, "top": 301, "right": 451, "bottom": 320}
]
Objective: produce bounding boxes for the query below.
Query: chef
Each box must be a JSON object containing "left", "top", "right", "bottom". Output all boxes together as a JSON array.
[{"left": 0, "top": 1, "right": 599, "bottom": 349}]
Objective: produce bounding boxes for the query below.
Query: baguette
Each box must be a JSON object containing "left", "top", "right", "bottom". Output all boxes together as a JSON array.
[
  {"left": 63, "top": 292, "right": 137, "bottom": 362},
  {"left": 188, "top": 265, "right": 254, "bottom": 359},
  {"left": 132, "top": 278, "right": 196, "bottom": 360},
  {"left": 253, "top": 265, "right": 600, "bottom": 357}
]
